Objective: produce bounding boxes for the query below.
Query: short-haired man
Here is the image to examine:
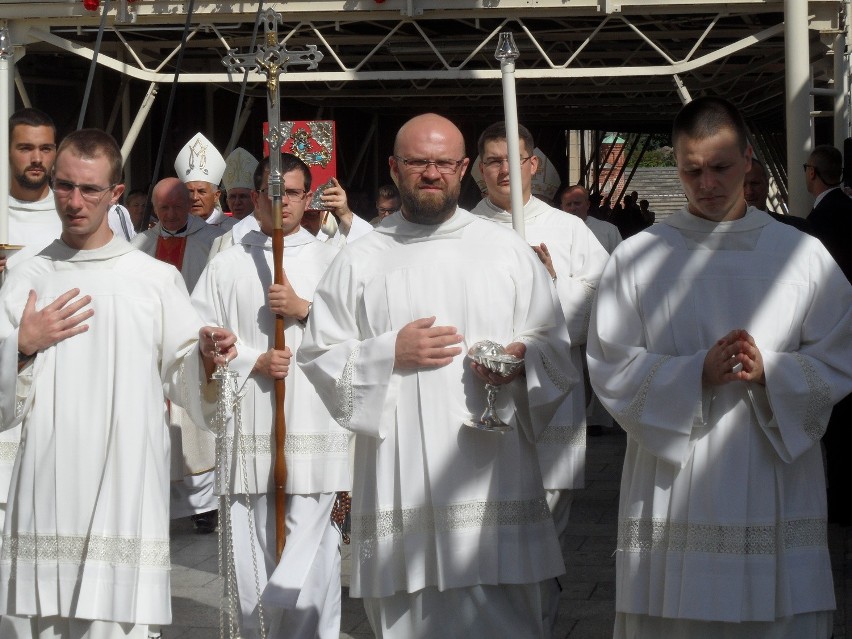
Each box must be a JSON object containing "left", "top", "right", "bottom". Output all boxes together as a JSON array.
[
  {"left": 132, "top": 177, "right": 225, "bottom": 534},
  {"left": 560, "top": 184, "right": 622, "bottom": 254},
  {"left": 4, "top": 108, "right": 61, "bottom": 274},
  {"left": 299, "top": 113, "right": 575, "bottom": 638},
  {"left": 193, "top": 152, "right": 350, "bottom": 637},
  {"left": 124, "top": 189, "right": 148, "bottom": 230},
  {"left": 588, "top": 97, "right": 852, "bottom": 638},
  {"left": 470, "top": 121, "right": 609, "bottom": 632},
  {"left": 804, "top": 144, "right": 852, "bottom": 527},
  {"left": 745, "top": 158, "right": 810, "bottom": 231},
  {"left": 371, "top": 183, "right": 400, "bottom": 225},
  {"left": 0, "top": 108, "right": 62, "bottom": 537},
  {"left": 133, "top": 177, "right": 223, "bottom": 292},
  {"left": 0, "top": 128, "right": 235, "bottom": 637},
  {"left": 174, "top": 132, "right": 235, "bottom": 230}
]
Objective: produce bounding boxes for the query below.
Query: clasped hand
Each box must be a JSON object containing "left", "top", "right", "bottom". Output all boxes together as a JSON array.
[{"left": 702, "top": 329, "right": 765, "bottom": 386}]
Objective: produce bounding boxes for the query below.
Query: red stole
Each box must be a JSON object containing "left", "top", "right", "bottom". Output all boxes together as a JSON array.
[{"left": 155, "top": 235, "right": 188, "bottom": 271}]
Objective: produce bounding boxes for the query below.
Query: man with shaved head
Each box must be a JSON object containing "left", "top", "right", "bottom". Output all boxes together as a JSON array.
[
  {"left": 299, "top": 113, "right": 575, "bottom": 638},
  {"left": 588, "top": 97, "right": 852, "bottom": 638}
]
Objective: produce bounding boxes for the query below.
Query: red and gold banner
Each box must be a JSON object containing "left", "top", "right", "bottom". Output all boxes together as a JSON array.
[{"left": 263, "top": 120, "right": 336, "bottom": 211}]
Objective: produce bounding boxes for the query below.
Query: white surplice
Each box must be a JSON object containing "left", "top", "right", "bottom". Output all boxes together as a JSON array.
[
  {"left": 470, "top": 196, "right": 609, "bottom": 491},
  {"left": 0, "top": 193, "right": 63, "bottom": 531},
  {"left": 0, "top": 236, "right": 208, "bottom": 625},
  {"left": 192, "top": 227, "right": 350, "bottom": 496},
  {"left": 191, "top": 227, "right": 350, "bottom": 634},
  {"left": 5, "top": 192, "right": 62, "bottom": 273},
  {"left": 587, "top": 208, "right": 852, "bottom": 624},
  {"left": 298, "top": 208, "right": 577, "bottom": 601},
  {"left": 586, "top": 216, "right": 622, "bottom": 254}
]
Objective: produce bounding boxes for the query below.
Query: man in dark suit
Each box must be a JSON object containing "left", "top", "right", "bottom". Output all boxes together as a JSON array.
[
  {"left": 806, "top": 144, "right": 852, "bottom": 525},
  {"left": 806, "top": 145, "right": 852, "bottom": 279}
]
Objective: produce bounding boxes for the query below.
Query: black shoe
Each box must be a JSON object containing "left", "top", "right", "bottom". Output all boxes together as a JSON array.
[{"left": 191, "top": 510, "right": 218, "bottom": 534}]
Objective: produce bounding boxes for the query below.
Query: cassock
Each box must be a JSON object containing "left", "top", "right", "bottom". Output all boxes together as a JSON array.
[
  {"left": 132, "top": 214, "right": 224, "bottom": 293},
  {"left": 470, "top": 196, "right": 609, "bottom": 494},
  {"left": 0, "top": 236, "right": 208, "bottom": 626},
  {"left": 298, "top": 208, "right": 576, "bottom": 636},
  {"left": 192, "top": 227, "right": 349, "bottom": 637},
  {"left": 587, "top": 208, "right": 852, "bottom": 634}
]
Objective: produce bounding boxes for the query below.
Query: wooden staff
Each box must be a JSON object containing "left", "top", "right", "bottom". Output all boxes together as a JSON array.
[{"left": 223, "top": 8, "right": 323, "bottom": 561}]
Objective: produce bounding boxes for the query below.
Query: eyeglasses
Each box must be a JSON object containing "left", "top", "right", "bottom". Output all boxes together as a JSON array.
[
  {"left": 52, "top": 178, "right": 116, "bottom": 202},
  {"left": 257, "top": 188, "right": 309, "bottom": 202},
  {"left": 481, "top": 156, "right": 533, "bottom": 170},
  {"left": 376, "top": 207, "right": 397, "bottom": 215},
  {"left": 393, "top": 156, "right": 465, "bottom": 174}
]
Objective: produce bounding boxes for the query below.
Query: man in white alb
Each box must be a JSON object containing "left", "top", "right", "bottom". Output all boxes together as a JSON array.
[
  {"left": 3, "top": 108, "right": 62, "bottom": 275},
  {"left": 0, "top": 128, "right": 236, "bottom": 638},
  {"left": 132, "top": 177, "right": 224, "bottom": 533},
  {"left": 587, "top": 97, "right": 852, "bottom": 638},
  {"left": 193, "top": 153, "right": 349, "bottom": 638},
  {"left": 560, "top": 184, "right": 622, "bottom": 254},
  {"left": 470, "top": 121, "right": 609, "bottom": 633},
  {"left": 299, "top": 113, "right": 576, "bottom": 638}
]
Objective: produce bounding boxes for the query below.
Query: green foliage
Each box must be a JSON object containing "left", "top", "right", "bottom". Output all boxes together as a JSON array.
[{"left": 637, "top": 146, "right": 676, "bottom": 167}]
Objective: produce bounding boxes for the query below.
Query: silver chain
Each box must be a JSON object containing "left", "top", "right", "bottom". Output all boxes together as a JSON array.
[{"left": 212, "top": 362, "right": 267, "bottom": 639}]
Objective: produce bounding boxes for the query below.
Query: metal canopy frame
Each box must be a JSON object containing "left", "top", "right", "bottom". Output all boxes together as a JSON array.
[{"left": 1, "top": 0, "right": 849, "bottom": 210}]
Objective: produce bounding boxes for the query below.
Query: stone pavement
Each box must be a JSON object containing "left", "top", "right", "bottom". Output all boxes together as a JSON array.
[{"left": 164, "top": 428, "right": 852, "bottom": 638}]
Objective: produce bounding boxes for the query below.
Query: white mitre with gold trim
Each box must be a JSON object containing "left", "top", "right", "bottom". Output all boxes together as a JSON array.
[
  {"left": 222, "top": 147, "right": 258, "bottom": 192},
  {"left": 175, "top": 132, "right": 226, "bottom": 186}
]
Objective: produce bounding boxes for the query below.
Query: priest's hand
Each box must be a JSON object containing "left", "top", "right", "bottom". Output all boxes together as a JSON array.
[
  {"left": 394, "top": 316, "right": 463, "bottom": 370},
  {"left": 17, "top": 288, "right": 93, "bottom": 356},
  {"left": 268, "top": 278, "right": 310, "bottom": 321},
  {"left": 199, "top": 327, "right": 237, "bottom": 379},
  {"left": 253, "top": 347, "right": 292, "bottom": 380},
  {"left": 0, "top": 256, "right": 6, "bottom": 274},
  {"left": 471, "top": 341, "right": 527, "bottom": 386},
  {"left": 320, "top": 178, "right": 354, "bottom": 234},
  {"left": 702, "top": 329, "right": 765, "bottom": 386},
  {"left": 531, "top": 243, "right": 557, "bottom": 280}
]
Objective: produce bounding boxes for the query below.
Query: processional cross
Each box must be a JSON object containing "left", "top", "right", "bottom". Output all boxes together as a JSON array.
[{"left": 222, "top": 8, "right": 323, "bottom": 562}]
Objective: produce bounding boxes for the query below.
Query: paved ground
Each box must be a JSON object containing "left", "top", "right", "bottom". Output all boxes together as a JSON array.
[{"left": 164, "top": 428, "right": 852, "bottom": 638}]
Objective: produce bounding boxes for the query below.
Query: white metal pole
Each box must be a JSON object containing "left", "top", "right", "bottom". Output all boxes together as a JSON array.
[
  {"left": 120, "top": 82, "right": 158, "bottom": 166},
  {"left": 496, "top": 32, "right": 525, "bottom": 239},
  {"left": 785, "top": 0, "right": 812, "bottom": 217},
  {"left": 834, "top": 31, "right": 850, "bottom": 149}
]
